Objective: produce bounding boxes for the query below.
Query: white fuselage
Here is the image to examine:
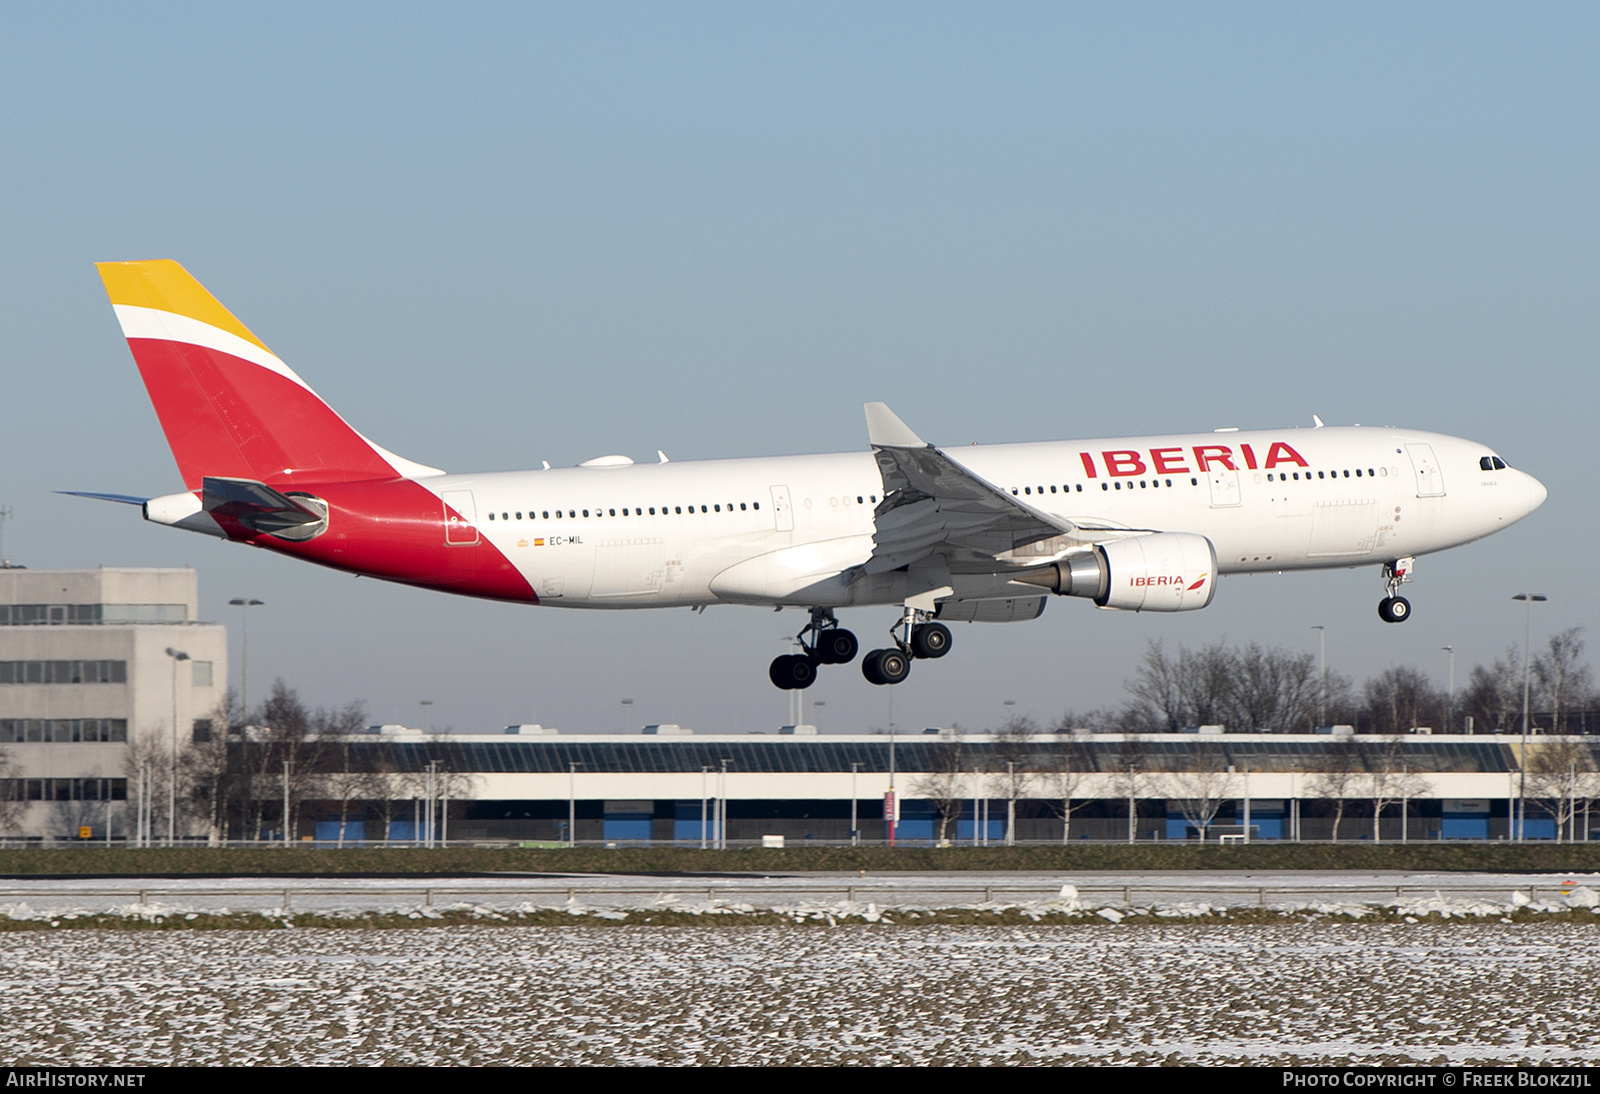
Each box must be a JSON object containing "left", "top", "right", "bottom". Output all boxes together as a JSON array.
[{"left": 422, "top": 425, "right": 1545, "bottom": 610}]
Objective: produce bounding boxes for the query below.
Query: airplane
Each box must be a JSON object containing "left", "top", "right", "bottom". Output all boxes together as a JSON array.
[{"left": 75, "top": 260, "right": 1548, "bottom": 691}]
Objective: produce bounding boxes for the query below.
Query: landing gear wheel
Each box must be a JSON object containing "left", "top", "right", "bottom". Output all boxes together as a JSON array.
[
  {"left": 769, "top": 654, "right": 818, "bottom": 689},
  {"left": 863, "top": 647, "right": 910, "bottom": 685},
  {"left": 910, "top": 622, "right": 952, "bottom": 659},
  {"left": 1378, "top": 596, "right": 1411, "bottom": 624},
  {"left": 814, "top": 628, "right": 859, "bottom": 665},
  {"left": 861, "top": 649, "right": 884, "bottom": 685}
]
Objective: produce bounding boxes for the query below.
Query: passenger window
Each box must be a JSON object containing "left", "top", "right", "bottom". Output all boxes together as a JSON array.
[
  {"left": 1164, "top": 479, "right": 1172, "bottom": 487},
  {"left": 1102, "top": 483, "right": 1109, "bottom": 491},
  {"left": 1050, "top": 485, "right": 1057, "bottom": 493},
  {"left": 1077, "top": 484, "right": 1083, "bottom": 492},
  {"left": 754, "top": 502, "right": 761, "bottom": 509}
]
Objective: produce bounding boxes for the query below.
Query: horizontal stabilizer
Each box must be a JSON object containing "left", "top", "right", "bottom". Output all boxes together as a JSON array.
[
  {"left": 202, "top": 476, "right": 328, "bottom": 540},
  {"left": 58, "top": 490, "right": 150, "bottom": 506}
]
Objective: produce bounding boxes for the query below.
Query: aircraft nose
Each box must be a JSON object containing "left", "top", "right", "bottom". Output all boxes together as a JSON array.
[{"left": 1526, "top": 472, "right": 1548, "bottom": 514}]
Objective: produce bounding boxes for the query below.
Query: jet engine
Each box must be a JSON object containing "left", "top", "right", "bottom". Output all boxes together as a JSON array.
[{"left": 1015, "top": 532, "right": 1218, "bottom": 612}]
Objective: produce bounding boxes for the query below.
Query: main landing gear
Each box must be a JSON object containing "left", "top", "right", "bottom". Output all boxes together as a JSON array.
[
  {"left": 768, "top": 608, "right": 860, "bottom": 690},
  {"left": 861, "top": 605, "right": 952, "bottom": 687},
  {"left": 1378, "top": 557, "right": 1414, "bottom": 624}
]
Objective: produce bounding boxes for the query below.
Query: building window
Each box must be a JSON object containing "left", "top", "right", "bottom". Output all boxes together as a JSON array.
[{"left": 192, "top": 661, "right": 213, "bottom": 687}]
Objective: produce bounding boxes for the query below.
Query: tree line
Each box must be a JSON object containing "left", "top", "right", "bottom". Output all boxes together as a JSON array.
[{"left": 1060, "top": 628, "right": 1598, "bottom": 735}]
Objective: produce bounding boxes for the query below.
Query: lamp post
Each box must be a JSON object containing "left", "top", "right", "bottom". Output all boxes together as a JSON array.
[
  {"left": 228, "top": 598, "right": 264, "bottom": 724},
  {"left": 419, "top": 699, "right": 433, "bottom": 731},
  {"left": 164, "top": 648, "right": 189, "bottom": 846},
  {"left": 849, "top": 761, "right": 861, "bottom": 846},
  {"left": 620, "top": 698, "right": 634, "bottom": 733},
  {"left": 1513, "top": 594, "right": 1548, "bottom": 841},
  {"left": 1441, "top": 646, "right": 1455, "bottom": 733},
  {"left": 1311, "top": 626, "right": 1327, "bottom": 727},
  {"left": 568, "top": 761, "right": 581, "bottom": 848}
]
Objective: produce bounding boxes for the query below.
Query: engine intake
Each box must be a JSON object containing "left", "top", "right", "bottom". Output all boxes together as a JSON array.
[{"left": 1015, "top": 532, "right": 1218, "bottom": 612}]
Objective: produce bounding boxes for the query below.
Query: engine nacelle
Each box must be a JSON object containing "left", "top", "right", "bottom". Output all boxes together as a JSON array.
[{"left": 1016, "top": 532, "right": 1218, "bottom": 612}]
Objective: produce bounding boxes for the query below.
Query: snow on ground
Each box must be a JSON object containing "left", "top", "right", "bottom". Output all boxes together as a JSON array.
[{"left": 3, "top": 921, "right": 1599, "bottom": 1065}]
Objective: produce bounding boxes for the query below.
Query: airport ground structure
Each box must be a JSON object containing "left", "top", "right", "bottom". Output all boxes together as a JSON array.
[
  {"left": 3, "top": 570, "right": 1599, "bottom": 847},
  {"left": 0, "top": 568, "right": 226, "bottom": 842}
]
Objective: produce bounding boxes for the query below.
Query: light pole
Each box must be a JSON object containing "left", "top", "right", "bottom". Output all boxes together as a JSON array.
[
  {"left": 620, "top": 698, "right": 634, "bottom": 732},
  {"left": 419, "top": 700, "right": 433, "bottom": 731},
  {"left": 282, "top": 759, "right": 292, "bottom": 847},
  {"left": 568, "top": 761, "right": 581, "bottom": 847},
  {"left": 718, "top": 759, "right": 731, "bottom": 849},
  {"left": 1441, "top": 646, "right": 1455, "bottom": 733},
  {"left": 701, "top": 766, "right": 711, "bottom": 849},
  {"left": 164, "top": 648, "right": 189, "bottom": 846},
  {"left": 1311, "top": 626, "right": 1327, "bottom": 727},
  {"left": 849, "top": 761, "right": 861, "bottom": 846},
  {"left": 228, "top": 598, "right": 264, "bottom": 724},
  {"left": 1513, "top": 594, "right": 1548, "bottom": 841}
]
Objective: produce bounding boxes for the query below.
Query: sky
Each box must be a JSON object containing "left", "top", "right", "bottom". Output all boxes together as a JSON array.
[{"left": 0, "top": 3, "right": 1594, "bottom": 735}]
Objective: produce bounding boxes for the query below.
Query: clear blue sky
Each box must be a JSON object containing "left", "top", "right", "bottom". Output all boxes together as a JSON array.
[{"left": 1, "top": 3, "right": 1593, "bottom": 733}]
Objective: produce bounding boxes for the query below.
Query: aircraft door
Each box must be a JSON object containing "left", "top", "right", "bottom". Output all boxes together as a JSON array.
[
  {"left": 1207, "top": 468, "right": 1241, "bottom": 507},
  {"left": 1406, "top": 444, "right": 1446, "bottom": 497},
  {"left": 769, "top": 485, "right": 794, "bottom": 532},
  {"left": 442, "top": 489, "right": 479, "bottom": 545}
]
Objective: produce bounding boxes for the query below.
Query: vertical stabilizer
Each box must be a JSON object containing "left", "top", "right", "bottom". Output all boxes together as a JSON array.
[{"left": 97, "top": 260, "right": 442, "bottom": 490}]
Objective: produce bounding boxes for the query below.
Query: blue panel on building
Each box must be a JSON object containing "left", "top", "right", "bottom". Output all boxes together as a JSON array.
[
  {"left": 1442, "top": 817, "right": 1489, "bottom": 840},
  {"left": 389, "top": 821, "right": 417, "bottom": 841},
  {"left": 953, "top": 818, "right": 1007, "bottom": 842},
  {"left": 1523, "top": 818, "right": 1557, "bottom": 841},
  {"left": 315, "top": 820, "right": 366, "bottom": 842},
  {"left": 604, "top": 815, "right": 652, "bottom": 841}
]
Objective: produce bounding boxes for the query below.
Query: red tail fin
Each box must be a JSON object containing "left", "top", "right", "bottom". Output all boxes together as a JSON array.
[{"left": 97, "top": 261, "right": 441, "bottom": 491}]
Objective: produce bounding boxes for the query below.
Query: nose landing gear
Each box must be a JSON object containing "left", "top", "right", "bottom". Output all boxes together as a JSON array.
[{"left": 1378, "top": 557, "right": 1414, "bottom": 623}]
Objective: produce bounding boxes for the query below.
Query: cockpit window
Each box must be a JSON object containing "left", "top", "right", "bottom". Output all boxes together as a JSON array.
[{"left": 1481, "top": 456, "right": 1508, "bottom": 471}]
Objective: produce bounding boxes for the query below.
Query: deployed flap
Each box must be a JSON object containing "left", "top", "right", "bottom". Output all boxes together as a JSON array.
[
  {"left": 202, "top": 476, "right": 329, "bottom": 541},
  {"left": 862, "top": 402, "right": 1074, "bottom": 574}
]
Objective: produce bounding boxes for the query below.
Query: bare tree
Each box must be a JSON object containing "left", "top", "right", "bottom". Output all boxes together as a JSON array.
[
  {"left": 1305, "top": 738, "right": 1363, "bottom": 842},
  {"left": 910, "top": 730, "right": 968, "bottom": 844},
  {"left": 989, "top": 716, "right": 1038, "bottom": 845},
  {"left": 123, "top": 727, "right": 175, "bottom": 844},
  {"left": 1523, "top": 738, "right": 1597, "bottom": 842},
  {"left": 1362, "top": 667, "right": 1446, "bottom": 735},
  {"left": 0, "top": 749, "right": 22, "bottom": 839},
  {"left": 1160, "top": 746, "right": 1237, "bottom": 841},
  {"left": 1230, "top": 643, "right": 1320, "bottom": 732},
  {"left": 180, "top": 692, "right": 241, "bottom": 845},
  {"left": 1037, "top": 731, "right": 1095, "bottom": 843},
  {"left": 1362, "top": 739, "right": 1430, "bottom": 842},
  {"left": 1463, "top": 649, "right": 1522, "bottom": 734},
  {"left": 1534, "top": 629, "right": 1595, "bottom": 734}
]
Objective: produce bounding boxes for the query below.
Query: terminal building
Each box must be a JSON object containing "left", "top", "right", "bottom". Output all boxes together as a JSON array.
[
  {"left": 0, "top": 568, "right": 226, "bottom": 839},
  {"left": 265, "top": 726, "right": 1596, "bottom": 845},
  {"left": 2, "top": 568, "right": 1596, "bottom": 845}
]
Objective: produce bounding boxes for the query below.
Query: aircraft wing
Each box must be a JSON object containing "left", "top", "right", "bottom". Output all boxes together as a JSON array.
[{"left": 862, "top": 403, "right": 1075, "bottom": 574}]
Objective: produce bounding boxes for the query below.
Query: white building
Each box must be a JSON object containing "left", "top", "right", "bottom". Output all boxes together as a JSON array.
[{"left": 0, "top": 568, "right": 227, "bottom": 840}]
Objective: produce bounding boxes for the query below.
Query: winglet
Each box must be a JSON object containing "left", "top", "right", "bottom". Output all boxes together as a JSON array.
[{"left": 864, "top": 402, "right": 927, "bottom": 448}]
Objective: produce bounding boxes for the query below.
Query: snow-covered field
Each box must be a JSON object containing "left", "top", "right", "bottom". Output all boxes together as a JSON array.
[{"left": 4, "top": 922, "right": 1598, "bottom": 1066}]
